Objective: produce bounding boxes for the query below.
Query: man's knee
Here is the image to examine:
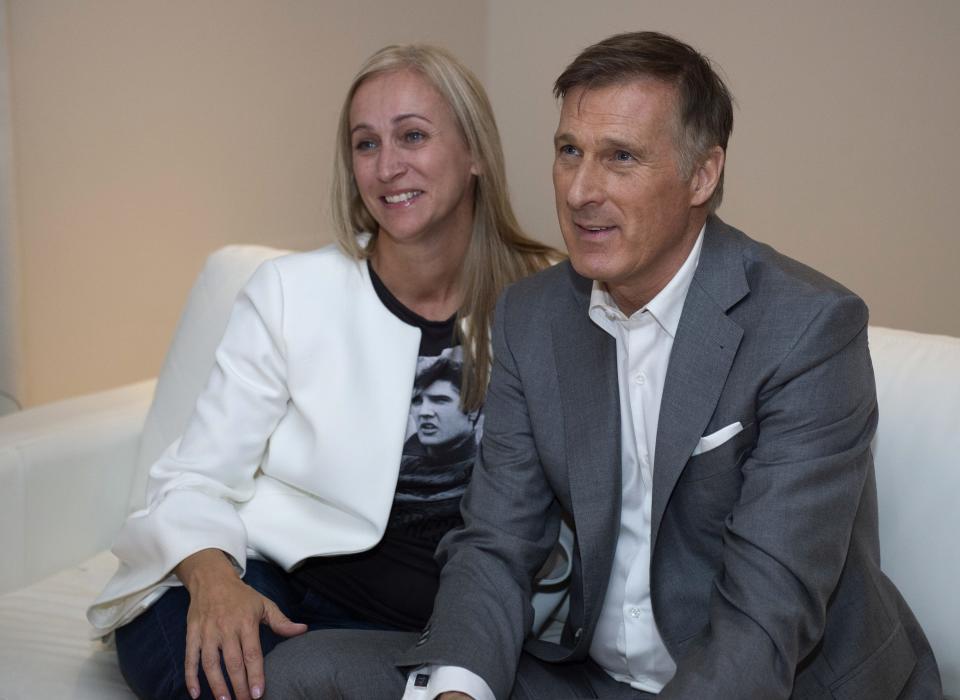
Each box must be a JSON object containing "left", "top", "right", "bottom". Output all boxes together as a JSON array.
[
  {"left": 263, "top": 634, "right": 335, "bottom": 698},
  {"left": 264, "top": 629, "right": 414, "bottom": 699}
]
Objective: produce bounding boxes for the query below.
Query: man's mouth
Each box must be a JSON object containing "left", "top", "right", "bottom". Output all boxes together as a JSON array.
[
  {"left": 383, "top": 190, "right": 423, "bottom": 205},
  {"left": 419, "top": 421, "right": 438, "bottom": 434},
  {"left": 574, "top": 222, "right": 617, "bottom": 238}
]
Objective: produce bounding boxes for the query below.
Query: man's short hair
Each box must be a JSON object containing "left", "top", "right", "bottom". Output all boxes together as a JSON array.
[
  {"left": 554, "top": 31, "right": 734, "bottom": 213},
  {"left": 414, "top": 357, "right": 463, "bottom": 395}
]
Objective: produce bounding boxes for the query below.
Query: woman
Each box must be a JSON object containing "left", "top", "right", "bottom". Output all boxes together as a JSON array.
[{"left": 87, "top": 44, "right": 557, "bottom": 700}]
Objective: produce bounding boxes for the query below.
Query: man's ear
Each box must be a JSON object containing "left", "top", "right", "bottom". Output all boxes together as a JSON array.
[{"left": 689, "top": 145, "right": 725, "bottom": 207}]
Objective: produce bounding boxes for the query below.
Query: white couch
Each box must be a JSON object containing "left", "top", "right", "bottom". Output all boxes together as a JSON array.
[{"left": 1, "top": 245, "right": 957, "bottom": 698}]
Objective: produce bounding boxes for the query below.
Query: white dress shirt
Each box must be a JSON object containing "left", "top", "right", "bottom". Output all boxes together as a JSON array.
[
  {"left": 402, "top": 227, "right": 704, "bottom": 699},
  {"left": 586, "top": 228, "right": 703, "bottom": 691}
]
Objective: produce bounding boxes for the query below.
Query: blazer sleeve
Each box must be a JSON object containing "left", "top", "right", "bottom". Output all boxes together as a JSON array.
[
  {"left": 88, "top": 260, "right": 290, "bottom": 631},
  {"left": 661, "top": 293, "right": 878, "bottom": 699},
  {"left": 395, "top": 290, "right": 562, "bottom": 700}
]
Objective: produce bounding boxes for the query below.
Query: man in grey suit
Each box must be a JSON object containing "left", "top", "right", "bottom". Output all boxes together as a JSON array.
[{"left": 265, "top": 31, "right": 940, "bottom": 699}]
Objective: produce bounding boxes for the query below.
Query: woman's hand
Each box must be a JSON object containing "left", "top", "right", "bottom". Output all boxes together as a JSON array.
[{"left": 175, "top": 549, "right": 307, "bottom": 700}]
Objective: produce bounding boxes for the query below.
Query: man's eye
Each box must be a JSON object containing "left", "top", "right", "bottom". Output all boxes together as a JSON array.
[
  {"left": 559, "top": 144, "right": 579, "bottom": 157},
  {"left": 613, "top": 150, "right": 633, "bottom": 162}
]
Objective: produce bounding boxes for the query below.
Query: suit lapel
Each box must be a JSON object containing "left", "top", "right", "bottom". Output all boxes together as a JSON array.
[
  {"left": 548, "top": 220, "right": 750, "bottom": 645},
  {"left": 651, "top": 219, "right": 749, "bottom": 548},
  {"left": 551, "top": 267, "right": 621, "bottom": 636}
]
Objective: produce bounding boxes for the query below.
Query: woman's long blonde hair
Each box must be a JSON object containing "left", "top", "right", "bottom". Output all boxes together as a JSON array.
[{"left": 332, "top": 44, "right": 558, "bottom": 411}]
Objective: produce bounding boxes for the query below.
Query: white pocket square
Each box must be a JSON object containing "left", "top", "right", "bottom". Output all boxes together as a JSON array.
[{"left": 692, "top": 421, "right": 744, "bottom": 456}]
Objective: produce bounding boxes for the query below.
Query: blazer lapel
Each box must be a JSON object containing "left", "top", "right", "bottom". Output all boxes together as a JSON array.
[
  {"left": 551, "top": 267, "right": 622, "bottom": 637},
  {"left": 651, "top": 220, "right": 748, "bottom": 548}
]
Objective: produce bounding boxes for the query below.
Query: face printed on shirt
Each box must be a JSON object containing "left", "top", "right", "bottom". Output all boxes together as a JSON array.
[{"left": 412, "top": 379, "right": 475, "bottom": 449}]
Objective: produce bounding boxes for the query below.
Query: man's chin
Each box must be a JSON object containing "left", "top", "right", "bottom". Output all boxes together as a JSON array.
[
  {"left": 419, "top": 434, "right": 448, "bottom": 448},
  {"left": 567, "top": 251, "right": 614, "bottom": 284},
  {"left": 420, "top": 433, "right": 472, "bottom": 451}
]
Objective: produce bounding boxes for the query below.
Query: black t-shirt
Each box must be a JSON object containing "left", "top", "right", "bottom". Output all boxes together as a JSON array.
[{"left": 291, "top": 262, "right": 481, "bottom": 631}]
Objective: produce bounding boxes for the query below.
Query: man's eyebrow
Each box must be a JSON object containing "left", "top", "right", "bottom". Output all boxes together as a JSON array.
[
  {"left": 553, "top": 132, "right": 644, "bottom": 156},
  {"left": 601, "top": 136, "right": 642, "bottom": 154}
]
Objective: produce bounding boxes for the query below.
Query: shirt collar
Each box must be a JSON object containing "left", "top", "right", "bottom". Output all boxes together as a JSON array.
[{"left": 588, "top": 224, "right": 705, "bottom": 338}]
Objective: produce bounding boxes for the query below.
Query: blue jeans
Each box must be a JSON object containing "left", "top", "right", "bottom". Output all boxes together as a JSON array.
[{"left": 115, "top": 559, "right": 392, "bottom": 700}]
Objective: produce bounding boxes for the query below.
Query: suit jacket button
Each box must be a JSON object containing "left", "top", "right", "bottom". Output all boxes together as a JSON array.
[{"left": 574, "top": 627, "right": 583, "bottom": 640}]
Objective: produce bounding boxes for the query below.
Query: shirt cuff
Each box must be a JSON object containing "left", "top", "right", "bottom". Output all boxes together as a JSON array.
[{"left": 401, "top": 665, "right": 496, "bottom": 700}]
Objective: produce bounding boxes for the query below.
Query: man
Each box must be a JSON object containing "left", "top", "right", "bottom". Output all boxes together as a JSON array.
[
  {"left": 266, "top": 31, "right": 940, "bottom": 698},
  {"left": 394, "top": 357, "right": 480, "bottom": 520},
  {"left": 409, "top": 357, "right": 479, "bottom": 456}
]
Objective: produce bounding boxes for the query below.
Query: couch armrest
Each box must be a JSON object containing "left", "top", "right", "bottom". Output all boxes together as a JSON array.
[{"left": 0, "top": 380, "right": 156, "bottom": 593}]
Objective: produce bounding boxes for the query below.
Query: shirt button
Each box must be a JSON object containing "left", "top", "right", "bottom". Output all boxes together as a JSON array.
[
  {"left": 629, "top": 607, "right": 641, "bottom": 618},
  {"left": 634, "top": 372, "right": 646, "bottom": 385}
]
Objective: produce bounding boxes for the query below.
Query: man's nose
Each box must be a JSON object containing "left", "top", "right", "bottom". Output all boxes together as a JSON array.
[
  {"left": 377, "top": 143, "right": 407, "bottom": 182},
  {"left": 565, "top": 160, "right": 604, "bottom": 210}
]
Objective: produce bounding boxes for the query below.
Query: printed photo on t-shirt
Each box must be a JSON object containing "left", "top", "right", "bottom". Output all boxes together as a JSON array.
[{"left": 392, "top": 346, "right": 482, "bottom": 524}]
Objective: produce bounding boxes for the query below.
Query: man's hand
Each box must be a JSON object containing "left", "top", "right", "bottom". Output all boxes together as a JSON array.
[
  {"left": 437, "top": 694, "right": 475, "bottom": 700},
  {"left": 175, "top": 549, "right": 307, "bottom": 700}
]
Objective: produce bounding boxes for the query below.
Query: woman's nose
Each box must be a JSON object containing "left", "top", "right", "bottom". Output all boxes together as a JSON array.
[{"left": 377, "top": 143, "right": 407, "bottom": 182}]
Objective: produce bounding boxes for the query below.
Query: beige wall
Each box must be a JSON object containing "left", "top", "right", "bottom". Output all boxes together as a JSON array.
[
  {"left": 8, "top": 1, "right": 960, "bottom": 405},
  {"left": 8, "top": 0, "right": 487, "bottom": 405},
  {"left": 486, "top": 0, "right": 960, "bottom": 338}
]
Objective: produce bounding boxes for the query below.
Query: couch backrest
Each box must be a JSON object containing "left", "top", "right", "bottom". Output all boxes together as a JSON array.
[
  {"left": 128, "top": 245, "right": 290, "bottom": 513},
  {"left": 869, "top": 326, "right": 960, "bottom": 694}
]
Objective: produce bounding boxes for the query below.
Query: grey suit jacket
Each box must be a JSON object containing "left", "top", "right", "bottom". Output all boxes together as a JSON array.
[{"left": 397, "top": 218, "right": 940, "bottom": 699}]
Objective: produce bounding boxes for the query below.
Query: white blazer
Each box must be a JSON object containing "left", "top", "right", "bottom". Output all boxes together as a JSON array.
[{"left": 88, "top": 246, "right": 423, "bottom": 633}]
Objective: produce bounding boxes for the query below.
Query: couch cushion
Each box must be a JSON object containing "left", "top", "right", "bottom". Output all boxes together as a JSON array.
[
  {"left": 869, "top": 326, "right": 960, "bottom": 695},
  {"left": 0, "top": 447, "right": 26, "bottom": 593},
  {"left": 0, "top": 550, "right": 133, "bottom": 698},
  {"left": 129, "top": 245, "right": 290, "bottom": 512},
  {"left": 0, "top": 380, "right": 155, "bottom": 593}
]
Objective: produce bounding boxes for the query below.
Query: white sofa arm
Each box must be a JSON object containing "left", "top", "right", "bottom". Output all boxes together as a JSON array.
[{"left": 0, "top": 380, "right": 155, "bottom": 594}]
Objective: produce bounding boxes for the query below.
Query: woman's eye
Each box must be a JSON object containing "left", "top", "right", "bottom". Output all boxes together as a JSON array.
[
  {"left": 404, "top": 131, "right": 426, "bottom": 144},
  {"left": 354, "top": 139, "right": 376, "bottom": 152}
]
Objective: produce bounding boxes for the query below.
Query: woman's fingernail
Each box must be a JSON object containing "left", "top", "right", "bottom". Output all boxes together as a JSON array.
[
  {"left": 187, "top": 688, "right": 199, "bottom": 700},
  {"left": 252, "top": 686, "right": 263, "bottom": 698}
]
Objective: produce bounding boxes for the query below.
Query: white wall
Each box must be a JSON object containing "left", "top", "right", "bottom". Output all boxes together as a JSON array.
[
  {"left": 8, "top": 0, "right": 487, "bottom": 405},
  {"left": 486, "top": 0, "right": 960, "bottom": 338},
  {"left": 8, "top": 1, "right": 960, "bottom": 405}
]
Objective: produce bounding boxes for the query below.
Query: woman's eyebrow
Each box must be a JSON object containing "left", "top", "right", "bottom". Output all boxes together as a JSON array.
[
  {"left": 393, "top": 112, "right": 433, "bottom": 126},
  {"left": 350, "top": 113, "right": 434, "bottom": 135}
]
